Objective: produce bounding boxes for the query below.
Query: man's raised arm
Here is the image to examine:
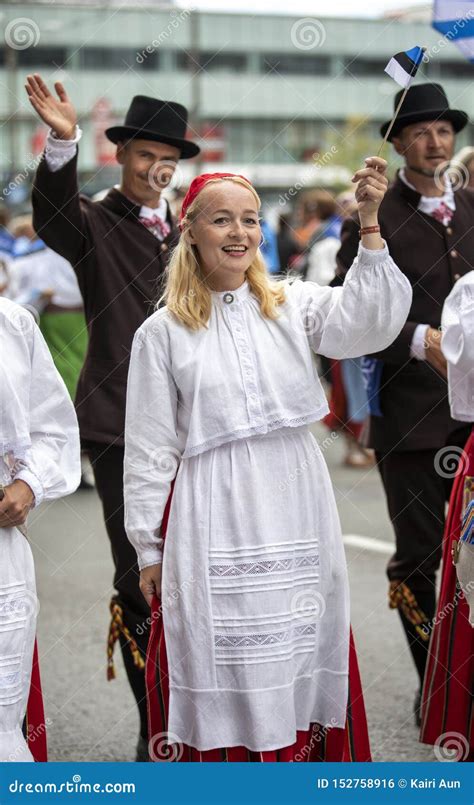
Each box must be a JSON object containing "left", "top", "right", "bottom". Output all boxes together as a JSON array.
[{"left": 26, "top": 73, "right": 90, "bottom": 268}]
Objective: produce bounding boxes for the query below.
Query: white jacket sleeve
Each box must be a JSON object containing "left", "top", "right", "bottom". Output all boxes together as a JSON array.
[
  {"left": 124, "top": 319, "right": 182, "bottom": 570},
  {"left": 441, "top": 273, "right": 474, "bottom": 373},
  {"left": 292, "top": 241, "right": 412, "bottom": 359},
  {"left": 12, "top": 319, "right": 81, "bottom": 505}
]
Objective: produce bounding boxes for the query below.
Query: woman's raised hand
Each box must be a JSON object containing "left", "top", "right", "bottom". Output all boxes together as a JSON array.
[
  {"left": 352, "top": 156, "right": 388, "bottom": 224},
  {"left": 25, "top": 73, "right": 77, "bottom": 140}
]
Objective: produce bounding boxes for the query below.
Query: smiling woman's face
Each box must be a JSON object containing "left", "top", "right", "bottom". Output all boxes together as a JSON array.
[{"left": 187, "top": 181, "right": 261, "bottom": 291}]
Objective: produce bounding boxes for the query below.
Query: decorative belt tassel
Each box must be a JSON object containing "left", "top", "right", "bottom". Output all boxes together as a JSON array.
[
  {"left": 388, "top": 580, "right": 431, "bottom": 640},
  {"left": 106, "top": 599, "right": 145, "bottom": 681}
]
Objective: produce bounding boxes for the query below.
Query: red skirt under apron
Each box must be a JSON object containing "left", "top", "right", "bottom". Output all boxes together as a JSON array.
[
  {"left": 145, "top": 488, "right": 371, "bottom": 762},
  {"left": 420, "top": 429, "right": 474, "bottom": 760}
]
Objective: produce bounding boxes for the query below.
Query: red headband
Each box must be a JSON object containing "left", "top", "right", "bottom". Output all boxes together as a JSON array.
[{"left": 179, "top": 172, "right": 252, "bottom": 227}]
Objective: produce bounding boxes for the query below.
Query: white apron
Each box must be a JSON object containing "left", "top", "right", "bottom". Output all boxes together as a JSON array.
[{"left": 161, "top": 425, "right": 350, "bottom": 752}]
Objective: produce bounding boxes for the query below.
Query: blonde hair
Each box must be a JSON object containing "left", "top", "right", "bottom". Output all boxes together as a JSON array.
[
  {"left": 452, "top": 146, "right": 474, "bottom": 169},
  {"left": 158, "top": 176, "right": 287, "bottom": 330}
]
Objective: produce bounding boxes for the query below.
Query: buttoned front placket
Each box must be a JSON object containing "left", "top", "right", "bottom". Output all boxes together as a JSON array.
[
  {"left": 220, "top": 292, "right": 265, "bottom": 426},
  {"left": 417, "top": 212, "right": 466, "bottom": 288}
]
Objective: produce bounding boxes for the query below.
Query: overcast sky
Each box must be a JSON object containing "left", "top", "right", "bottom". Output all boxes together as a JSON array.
[{"left": 175, "top": 0, "right": 430, "bottom": 17}]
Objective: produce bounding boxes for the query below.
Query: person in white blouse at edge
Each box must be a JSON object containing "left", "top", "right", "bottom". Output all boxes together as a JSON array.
[
  {"left": 0, "top": 298, "right": 80, "bottom": 762},
  {"left": 420, "top": 271, "right": 474, "bottom": 761},
  {"left": 123, "top": 158, "right": 412, "bottom": 762}
]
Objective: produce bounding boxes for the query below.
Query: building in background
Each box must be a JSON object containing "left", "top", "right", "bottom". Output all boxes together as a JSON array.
[{"left": 1, "top": 1, "right": 473, "bottom": 206}]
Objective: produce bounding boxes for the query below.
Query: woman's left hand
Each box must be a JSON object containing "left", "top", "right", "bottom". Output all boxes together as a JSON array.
[
  {"left": 352, "top": 157, "right": 388, "bottom": 223},
  {"left": 0, "top": 480, "right": 35, "bottom": 528}
]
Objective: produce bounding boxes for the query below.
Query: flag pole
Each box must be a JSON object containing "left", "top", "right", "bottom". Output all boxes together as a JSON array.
[
  {"left": 377, "top": 88, "right": 410, "bottom": 155},
  {"left": 377, "top": 46, "right": 426, "bottom": 156}
]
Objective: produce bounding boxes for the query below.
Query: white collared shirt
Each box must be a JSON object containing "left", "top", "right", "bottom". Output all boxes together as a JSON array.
[{"left": 399, "top": 166, "right": 456, "bottom": 221}]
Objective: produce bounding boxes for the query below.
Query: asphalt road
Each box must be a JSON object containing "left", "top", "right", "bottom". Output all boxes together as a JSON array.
[{"left": 29, "top": 423, "right": 436, "bottom": 763}]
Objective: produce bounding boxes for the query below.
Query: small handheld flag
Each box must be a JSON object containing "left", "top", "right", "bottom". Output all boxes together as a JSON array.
[
  {"left": 378, "top": 46, "right": 425, "bottom": 153},
  {"left": 384, "top": 46, "right": 424, "bottom": 88}
]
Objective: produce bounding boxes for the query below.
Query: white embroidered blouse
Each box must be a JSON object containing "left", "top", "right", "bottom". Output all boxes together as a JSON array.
[
  {"left": 0, "top": 298, "right": 81, "bottom": 506},
  {"left": 441, "top": 271, "right": 474, "bottom": 421},
  {"left": 124, "top": 242, "right": 412, "bottom": 569}
]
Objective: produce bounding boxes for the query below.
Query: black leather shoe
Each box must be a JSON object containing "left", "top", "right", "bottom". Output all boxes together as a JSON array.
[
  {"left": 413, "top": 688, "right": 422, "bottom": 727},
  {"left": 135, "top": 735, "right": 149, "bottom": 762}
]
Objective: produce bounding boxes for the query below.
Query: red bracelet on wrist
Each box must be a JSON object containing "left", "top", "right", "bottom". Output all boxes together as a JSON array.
[{"left": 359, "top": 225, "right": 381, "bottom": 237}]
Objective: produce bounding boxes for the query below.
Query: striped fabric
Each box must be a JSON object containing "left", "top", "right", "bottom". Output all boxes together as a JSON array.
[
  {"left": 384, "top": 47, "right": 424, "bottom": 88},
  {"left": 461, "top": 499, "right": 474, "bottom": 545},
  {"left": 433, "top": 1, "right": 474, "bottom": 62},
  {"left": 420, "top": 428, "right": 474, "bottom": 759},
  {"left": 145, "top": 485, "right": 371, "bottom": 763}
]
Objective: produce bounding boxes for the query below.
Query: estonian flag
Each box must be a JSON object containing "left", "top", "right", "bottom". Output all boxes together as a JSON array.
[
  {"left": 432, "top": 0, "right": 474, "bottom": 62},
  {"left": 384, "top": 46, "right": 424, "bottom": 88}
]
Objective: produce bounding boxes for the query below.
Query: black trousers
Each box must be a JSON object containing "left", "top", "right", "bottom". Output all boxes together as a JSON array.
[
  {"left": 375, "top": 425, "right": 471, "bottom": 683},
  {"left": 87, "top": 442, "right": 149, "bottom": 740}
]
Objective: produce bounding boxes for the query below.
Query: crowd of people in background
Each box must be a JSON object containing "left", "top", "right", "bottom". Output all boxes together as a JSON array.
[
  {"left": 0, "top": 179, "right": 377, "bottom": 474},
  {"left": 2, "top": 143, "right": 474, "bottom": 481},
  {"left": 1, "top": 72, "right": 473, "bottom": 762}
]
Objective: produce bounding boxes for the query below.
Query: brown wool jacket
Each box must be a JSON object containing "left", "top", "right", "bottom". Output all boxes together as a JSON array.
[
  {"left": 336, "top": 172, "right": 474, "bottom": 453},
  {"left": 32, "top": 151, "right": 179, "bottom": 446}
]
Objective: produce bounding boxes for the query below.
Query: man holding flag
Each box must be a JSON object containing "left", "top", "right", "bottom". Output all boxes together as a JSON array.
[{"left": 337, "top": 70, "right": 474, "bottom": 724}]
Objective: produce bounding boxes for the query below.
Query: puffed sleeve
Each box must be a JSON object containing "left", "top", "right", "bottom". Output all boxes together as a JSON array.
[
  {"left": 441, "top": 273, "right": 474, "bottom": 373},
  {"left": 124, "top": 316, "right": 182, "bottom": 570},
  {"left": 289, "top": 241, "right": 412, "bottom": 359},
  {"left": 12, "top": 318, "right": 81, "bottom": 505}
]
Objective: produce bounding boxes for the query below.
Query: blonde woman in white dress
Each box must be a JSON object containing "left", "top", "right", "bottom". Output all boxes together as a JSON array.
[{"left": 124, "top": 160, "right": 412, "bottom": 761}]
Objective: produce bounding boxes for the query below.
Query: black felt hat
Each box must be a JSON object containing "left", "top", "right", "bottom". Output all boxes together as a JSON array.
[
  {"left": 105, "top": 95, "right": 200, "bottom": 159},
  {"left": 380, "top": 83, "right": 468, "bottom": 141}
]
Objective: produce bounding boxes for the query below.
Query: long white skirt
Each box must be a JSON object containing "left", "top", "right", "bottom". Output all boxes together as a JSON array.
[
  {"left": 162, "top": 425, "right": 350, "bottom": 752},
  {"left": 0, "top": 526, "right": 37, "bottom": 762}
]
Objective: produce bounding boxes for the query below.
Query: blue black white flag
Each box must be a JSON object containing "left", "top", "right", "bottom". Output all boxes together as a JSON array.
[
  {"left": 384, "top": 46, "right": 424, "bottom": 87},
  {"left": 432, "top": 1, "right": 474, "bottom": 62}
]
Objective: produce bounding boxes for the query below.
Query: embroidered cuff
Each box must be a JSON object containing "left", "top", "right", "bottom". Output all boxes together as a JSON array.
[
  {"left": 138, "top": 547, "right": 163, "bottom": 571},
  {"left": 356, "top": 240, "right": 389, "bottom": 264},
  {"left": 44, "top": 126, "right": 82, "bottom": 173}
]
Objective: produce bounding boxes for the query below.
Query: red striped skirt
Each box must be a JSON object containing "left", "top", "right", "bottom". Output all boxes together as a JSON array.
[
  {"left": 420, "top": 429, "right": 474, "bottom": 760},
  {"left": 145, "top": 491, "right": 371, "bottom": 763}
]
